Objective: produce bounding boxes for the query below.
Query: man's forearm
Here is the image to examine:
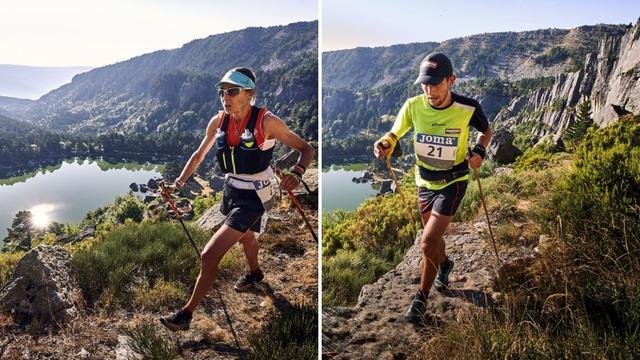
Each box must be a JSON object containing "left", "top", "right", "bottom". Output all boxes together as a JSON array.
[{"left": 476, "top": 128, "right": 493, "bottom": 149}]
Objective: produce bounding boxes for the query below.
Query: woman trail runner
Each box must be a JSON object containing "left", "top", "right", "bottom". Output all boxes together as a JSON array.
[{"left": 160, "top": 67, "right": 314, "bottom": 331}]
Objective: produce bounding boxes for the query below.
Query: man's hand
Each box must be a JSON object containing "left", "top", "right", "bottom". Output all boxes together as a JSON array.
[
  {"left": 469, "top": 152, "right": 483, "bottom": 169},
  {"left": 374, "top": 140, "right": 391, "bottom": 159},
  {"left": 374, "top": 132, "right": 398, "bottom": 160}
]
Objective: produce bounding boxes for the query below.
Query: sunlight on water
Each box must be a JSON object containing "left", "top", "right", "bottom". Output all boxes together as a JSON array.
[{"left": 29, "top": 203, "right": 58, "bottom": 229}]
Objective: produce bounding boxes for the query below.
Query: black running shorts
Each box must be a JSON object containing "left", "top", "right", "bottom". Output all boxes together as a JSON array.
[
  {"left": 418, "top": 180, "right": 468, "bottom": 217},
  {"left": 220, "top": 181, "right": 264, "bottom": 233}
]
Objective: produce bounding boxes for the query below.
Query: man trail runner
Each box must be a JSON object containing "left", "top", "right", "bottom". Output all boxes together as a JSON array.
[
  {"left": 374, "top": 52, "right": 493, "bottom": 323},
  {"left": 160, "top": 67, "right": 314, "bottom": 331}
]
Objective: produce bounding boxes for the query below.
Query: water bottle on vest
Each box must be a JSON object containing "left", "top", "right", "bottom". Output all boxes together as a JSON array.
[
  {"left": 215, "top": 128, "right": 227, "bottom": 149},
  {"left": 241, "top": 129, "right": 255, "bottom": 149}
]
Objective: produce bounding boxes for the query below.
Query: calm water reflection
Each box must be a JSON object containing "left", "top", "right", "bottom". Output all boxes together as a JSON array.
[{"left": 0, "top": 158, "right": 162, "bottom": 243}]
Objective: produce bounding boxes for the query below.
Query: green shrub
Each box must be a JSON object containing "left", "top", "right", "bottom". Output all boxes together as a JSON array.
[
  {"left": 323, "top": 248, "right": 394, "bottom": 306},
  {"left": 551, "top": 117, "right": 640, "bottom": 254},
  {"left": 322, "top": 176, "right": 420, "bottom": 260},
  {"left": 122, "top": 319, "right": 179, "bottom": 360},
  {"left": 71, "top": 221, "right": 209, "bottom": 306},
  {"left": 114, "top": 195, "right": 145, "bottom": 223},
  {"left": 455, "top": 172, "right": 521, "bottom": 222},
  {"left": 514, "top": 137, "right": 569, "bottom": 173},
  {"left": 0, "top": 251, "right": 24, "bottom": 285},
  {"left": 82, "top": 194, "right": 146, "bottom": 226},
  {"left": 132, "top": 280, "right": 188, "bottom": 312},
  {"left": 193, "top": 193, "right": 221, "bottom": 218},
  {"left": 247, "top": 303, "right": 317, "bottom": 360}
]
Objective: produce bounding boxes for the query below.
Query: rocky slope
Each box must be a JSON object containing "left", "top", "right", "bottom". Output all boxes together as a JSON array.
[
  {"left": 0, "top": 171, "right": 318, "bottom": 359},
  {"left": 323, "top": 220, "right": 537, "bottom": 359}
]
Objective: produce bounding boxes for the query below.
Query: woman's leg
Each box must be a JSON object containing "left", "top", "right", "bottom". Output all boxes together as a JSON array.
[
  {"left": 239, "top": 231, "right": 259, "bottom": 272},
  {"left": 183, "top": 224, "right": 246, "bottom": 312}
]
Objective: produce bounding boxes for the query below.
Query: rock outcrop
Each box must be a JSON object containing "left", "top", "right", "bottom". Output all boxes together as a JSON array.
[
  {"left": 591, "top": 19, "right": 640, "bottom": 126},
  {"left": 487, "top": 128, "right": 523, "bottom": 164},
  {"left": 495, "top": 19, "right": 640, "bottom": 141},
  {"left": 323, "top": 223, "right": 536, "bottom": 359},
  {"left": 0, "top": 245, "right": 80, "bottom": 326}
]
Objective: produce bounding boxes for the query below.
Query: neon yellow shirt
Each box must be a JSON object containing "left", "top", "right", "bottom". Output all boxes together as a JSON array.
[{"left": 391, "top": 93, "right": 487, "bottom": 190}]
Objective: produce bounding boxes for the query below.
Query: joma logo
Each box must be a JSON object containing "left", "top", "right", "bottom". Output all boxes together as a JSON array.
[{"left": 416, "top": 134, "right": 457, "bottom": 146}]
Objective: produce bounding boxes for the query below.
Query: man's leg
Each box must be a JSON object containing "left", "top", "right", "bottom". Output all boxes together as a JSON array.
[
  {"left": 183, "top": 224, "right": 246, "bottom": 312},
  {"left": 240, "top": 231, "right": 259, "bottom": 272},
  {"left": 421, "top": 210, "right": 447, "bottom": 264},
  {"left": 419, "top": 211, "right": 452, "bottom": 294}
]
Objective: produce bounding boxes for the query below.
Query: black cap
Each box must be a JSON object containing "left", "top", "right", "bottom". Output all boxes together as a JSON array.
[{"left": 414, "top": 52, "right": 453, "bottom": 85}]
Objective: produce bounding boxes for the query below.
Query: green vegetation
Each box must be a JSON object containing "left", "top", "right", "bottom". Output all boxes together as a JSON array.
[
  {"left": 323, "top": 248, "right": 394, "bottom": 306},
  {"left": 193, "top": 192, "right": 222, "bottom": 218},
  {"left": 122, "top": 319, "right": 180, "bottom": 360},
  {"left": 420, "top": 116, "right": 640, "bottom": 358},
  {"left": 247, "top": 302, "right": 318, "bottom": 360},
  {"left": 323, "top": 176, "right": 420, "bottom": 306},
  {"left": 534, "top": 46, "right": 570, "bottom": 67},
  {"left": 71, "top": 221, "right": 209, "bottom": 306},
  {"left": 0, "top": 251, "right": 24, "bottom": 285},
  {"left": 2, "top": 210, "right": 35, "bottom": 252},
  {"left": 563, "top": 98, "right": 594, "bottom": 148},
  {"left": 513, "top": 137, "right": 571, "bottom": 173},
  {"left": 82, "top": 194, "right": 147, "bottom": 228}
]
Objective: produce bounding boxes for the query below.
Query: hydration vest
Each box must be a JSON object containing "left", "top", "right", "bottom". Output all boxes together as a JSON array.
[{"left": 215, "top": 106, "right": 274, "bottom": 175}]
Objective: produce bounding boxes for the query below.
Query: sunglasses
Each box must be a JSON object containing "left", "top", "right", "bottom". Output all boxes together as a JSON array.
[{"left": 218, "top": 87, "right": 248, "bottom": 97}]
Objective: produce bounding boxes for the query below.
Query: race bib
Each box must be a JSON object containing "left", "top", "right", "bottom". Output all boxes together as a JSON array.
[
  {"left": 253, "top": 179, "right": 275, "bottom": 211},
  {"left": 415, "top": 133, "right": 458, "bottom": 170}
]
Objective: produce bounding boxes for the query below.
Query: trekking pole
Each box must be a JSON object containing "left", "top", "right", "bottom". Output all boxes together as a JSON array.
[
  {"left": 380, "top": 143, "right": 419, "bottom": 226},
  {"left": 158, "top": 181, "right": 242, "bottom": 351},
  {"left": 275, "top": 169, "right": 318, "bottom": 243},
  {"left": 467, "top": 148, "right": 502, "bottom": 266}
]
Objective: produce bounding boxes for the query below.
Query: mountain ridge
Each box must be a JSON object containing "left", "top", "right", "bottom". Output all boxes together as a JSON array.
[{"left": 1, "top": 21, "right": 318, "bottom": 140}]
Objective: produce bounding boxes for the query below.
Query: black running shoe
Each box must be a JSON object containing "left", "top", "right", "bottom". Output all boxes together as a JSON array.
[
  {"left": 404, "top": 290, "right": 428, "bottom": 323},
  {"left": 160, "top": 309, "right": 192, "bottom": 331},
  {"left": 434, "top": 258, "right": 454, "bottom": 292},
  {"left": 234, "top": 268, "right": 264, "bottom": 291}
]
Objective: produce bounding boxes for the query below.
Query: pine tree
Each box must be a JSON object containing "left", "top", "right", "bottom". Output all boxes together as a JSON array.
[
  {"left": 564, "top": 97, "right": 594, "bottom": 147},
  {"left": 2, "top": 210, "right": 34, "bottom": 252}
]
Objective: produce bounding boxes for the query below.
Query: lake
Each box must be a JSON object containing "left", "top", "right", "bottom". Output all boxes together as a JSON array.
[
  {"left": 322, "top": 163, "right": 378, "bottom": 213},
  {"left": 0, "top": 158, "right": 163, "bottom": 244}
]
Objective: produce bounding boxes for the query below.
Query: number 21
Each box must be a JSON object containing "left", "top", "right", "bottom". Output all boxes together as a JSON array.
[{"left": 427, "top": 145, "right": 442, "bottom": 157}]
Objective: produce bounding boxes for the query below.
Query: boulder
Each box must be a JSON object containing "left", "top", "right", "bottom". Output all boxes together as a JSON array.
[
  {"left": 377, "top": 180, "right": 395, "bottom": 196},
  {"left": 129, "top": 183, "right": 139, "bottom": 192},
  {"left": 0, "top": 245, "right": 79, "bottom": 326},
  {"left": 56, "top": 225, "right": 96, "bottom": 245},
  {"left": 147, "top": 178, "right": 159, "bottom": 191},
  {"left": 487, "top": 128, "right": 523, "bottom": 164},
  {"left": 195, "top": 206, "right": 226, "bottom": 231}
]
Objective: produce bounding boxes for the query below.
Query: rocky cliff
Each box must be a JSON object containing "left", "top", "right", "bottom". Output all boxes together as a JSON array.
[
  {"left": 323, "top": 20, "right": 640, "bottom": 160},
  {"left": 495, "top": 18, "right": 640, "bottom": 143}
]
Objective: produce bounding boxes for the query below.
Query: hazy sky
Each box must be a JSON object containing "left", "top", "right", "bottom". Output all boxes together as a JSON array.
[
  {"left": 322, "top": 0, "right": 640, "bottom": 51},
  {"left": 0, "top": 0, "right": 317, "bottom": 67}
]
